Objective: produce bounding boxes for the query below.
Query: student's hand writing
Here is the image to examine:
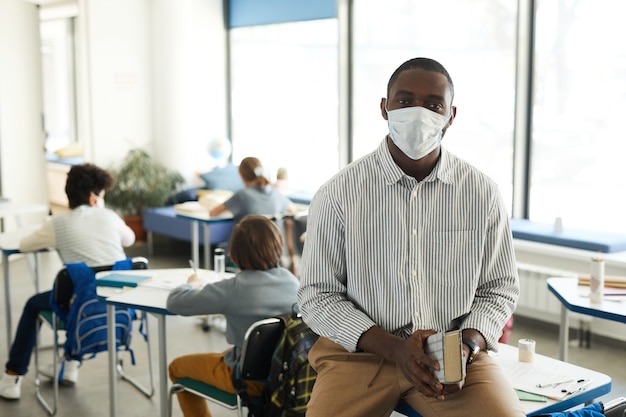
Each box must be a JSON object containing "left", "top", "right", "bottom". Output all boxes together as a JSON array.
[{"left": 186, "top": 274, "right": 203, "bottom": 289}]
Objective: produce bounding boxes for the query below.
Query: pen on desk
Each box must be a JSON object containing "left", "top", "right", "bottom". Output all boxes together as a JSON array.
[
  {"left": 189, "top": 259, "right": 197, "bottom": 275},
  {"left": 536, "top": 379, "right": 577, "bottom": 388},
  {"left": 563, "top": 379, "right": 592, "bottom": 395}
]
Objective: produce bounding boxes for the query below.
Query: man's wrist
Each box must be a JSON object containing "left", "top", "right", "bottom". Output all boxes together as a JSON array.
[{"left": 462, "top": 338, "right": 480, "bottom": 365}]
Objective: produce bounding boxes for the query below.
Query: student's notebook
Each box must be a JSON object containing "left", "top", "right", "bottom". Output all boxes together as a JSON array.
[{"left": 95, "top": 273, "right": 151, "bottom": 288}]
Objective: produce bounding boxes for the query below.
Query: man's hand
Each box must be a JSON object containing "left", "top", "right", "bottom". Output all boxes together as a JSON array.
[
  {"left": 395, "top": 330, "right": 446, "bottom": 399},
  {"left": 358, "top": 327, "right": 467, "bottom": 400}
]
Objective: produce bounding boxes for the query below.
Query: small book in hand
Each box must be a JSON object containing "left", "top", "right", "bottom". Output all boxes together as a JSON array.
[{"left": 424, "top": 313, "right": 469, "bottom": 384}]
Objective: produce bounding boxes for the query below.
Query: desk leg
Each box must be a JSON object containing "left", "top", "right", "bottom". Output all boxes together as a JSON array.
[
  {"left": 26, "top": 252, "right": 37, "bottom": 290},
  {"left": 559, "top": 304, "right": 569, "bottom": 362},
  {"left": 203, "top": 223, "right": 210, "bottom": 269},
  {"left": 156, "top": 314, "right": 168, "bottom": 417},
  {"left": 33, "top": 252, "right": 40, "bottom": 293},
  {"left": 190, "top": 220, "right": 199, "bottom": 269},
  {"left": 108, "top": 305, "right": 118, "bottom": 417},
  {"left": 4, "top": 253, "right": 12, "bottom": 353}
]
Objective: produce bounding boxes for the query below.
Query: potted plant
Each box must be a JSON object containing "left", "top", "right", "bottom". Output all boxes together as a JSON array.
[{"left": 106, "top": 148, "right": 184, "bottom": 240}]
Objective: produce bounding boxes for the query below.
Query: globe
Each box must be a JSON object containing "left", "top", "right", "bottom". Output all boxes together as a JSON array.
[{"left": 208, "top": 137, "right": 232, "bottom": 162}]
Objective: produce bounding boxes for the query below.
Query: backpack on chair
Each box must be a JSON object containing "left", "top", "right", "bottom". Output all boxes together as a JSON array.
[
  {"left": 232, "top": 307, "right": 319, "bottom": 417},
  {"left": 49, "top": 260, "right": 136, "bottom": 371},
  {"left": 267, "top": 310, "right": 319, "bottom": 417}
]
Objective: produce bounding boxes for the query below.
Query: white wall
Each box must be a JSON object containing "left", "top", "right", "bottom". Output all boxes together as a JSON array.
[
  {"left": 152, "top": 0, "right": 229, "bottom": 183},
  {"left": 0, "top": 0, "right": 49, "bottom": 229},
  {"left": 0, "top": 0, "right": 228, "bottom": 207},
  {"left": 72, "top": 0, "right": 228, "bottom": 185},
  {"left": 76, "top": 0, "right": 153, "bottom": 167}
]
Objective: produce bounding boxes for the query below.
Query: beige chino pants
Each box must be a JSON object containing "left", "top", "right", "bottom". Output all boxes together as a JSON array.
[{"left": 306, "top": 337, "right": 526, "bottom": 417}]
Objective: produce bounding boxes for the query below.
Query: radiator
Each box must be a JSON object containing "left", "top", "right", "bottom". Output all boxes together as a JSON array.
[{"left": 515, "top": 262, "right": 578, "bottom": 323}]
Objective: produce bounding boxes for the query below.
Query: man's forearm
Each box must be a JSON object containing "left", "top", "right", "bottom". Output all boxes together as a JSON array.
[{"left": 356, "top": 326, "right": 405, "bottom": 361}]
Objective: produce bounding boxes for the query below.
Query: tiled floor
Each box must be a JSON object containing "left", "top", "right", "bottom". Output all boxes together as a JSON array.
[{"left": 0, "top": 235, "right": 624, "bottom": 417}]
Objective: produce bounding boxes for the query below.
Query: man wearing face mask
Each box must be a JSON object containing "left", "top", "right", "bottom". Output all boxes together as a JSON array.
[
  {"left": 0, "top": 163, "right": 135, "bottom": 400},
  {"left": 298, "top": 57, "right": 524, "bottom": 417}
]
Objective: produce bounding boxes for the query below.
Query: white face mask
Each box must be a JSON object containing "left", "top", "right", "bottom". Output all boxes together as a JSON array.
[
  {"left": 386, "top": 106, "right": 451, "bottom": 160},
  {"left": 96, "top": 197, "right": 105, "bottom": 208}
]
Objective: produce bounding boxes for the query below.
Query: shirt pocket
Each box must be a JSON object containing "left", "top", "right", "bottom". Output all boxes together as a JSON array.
[{"left": 424, "top": 229, "right": 482, "bottom": 288}]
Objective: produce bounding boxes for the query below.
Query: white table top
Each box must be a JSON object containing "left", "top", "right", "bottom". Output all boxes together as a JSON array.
[
  {"left": 0, "top": 201, "right": 48, "bottom": 217},
  {"left": 0, "top": 225, "right": 44, "bottom": 252},
  {"left": 96, "top": 268, "right": 235, "bottom": 313},
  {"left": 175, "top": 211, "right": 234, "bottom": 222},
  {"left": 493, "top": 343, "right": 611, "bottom": 415},
  {"left": 547, "top": 277, "right": 626, "bottom": 323}
]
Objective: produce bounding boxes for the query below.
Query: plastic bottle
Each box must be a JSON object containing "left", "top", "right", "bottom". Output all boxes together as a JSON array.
[{"left": 214, "top": 248, "right": 225, "bottom": 275}]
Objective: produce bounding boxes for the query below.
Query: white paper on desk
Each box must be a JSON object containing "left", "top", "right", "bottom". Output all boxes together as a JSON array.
[
  {"left": 139, "top": 275, "right": 220, "bottom": 291},
  {"left": 579, "top": 289, "right": 626, "bottom": 302},
  {"left": 140, "top": 276, "right": 190, "bottom": 290},
  {"left": 500, "top": 359, "right": 582, "bottom": 400}
]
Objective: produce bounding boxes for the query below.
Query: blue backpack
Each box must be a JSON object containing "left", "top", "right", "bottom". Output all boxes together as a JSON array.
[{"left": 49, "top": 260, "right": 137, "bottom": 372}]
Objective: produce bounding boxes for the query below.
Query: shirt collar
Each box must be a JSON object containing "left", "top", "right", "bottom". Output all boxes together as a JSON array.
[{"left": 376, "top": 137, "right": 455, "bottom": 185}]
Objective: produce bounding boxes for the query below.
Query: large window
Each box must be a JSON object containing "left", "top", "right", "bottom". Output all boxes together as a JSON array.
[
  {"left": 228, "top": 1, "right": 625, "bottom": 236},
  {"left": 531, "top": 0, "right": 626, "bottom": 233},
  {"left": 352, "top": 0, "right": 518, "bottom": 214},
  {"left": 40, "top": 18, "right": 77, "bottom": 156},
  {"left": 229, "top": 19, "right": 339, "bottom": 192}
]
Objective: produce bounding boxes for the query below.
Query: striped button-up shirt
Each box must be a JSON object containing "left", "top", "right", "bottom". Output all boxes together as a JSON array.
[{"left": 298, "top": 140, "right": 519, "bottom": 353}]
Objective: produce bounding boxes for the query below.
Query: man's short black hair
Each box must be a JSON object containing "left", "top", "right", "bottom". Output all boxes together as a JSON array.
[
  {"left": 65, "top": 163, "right": 115, "bottom": 209},
  {"left": 387, "top": 57, "right": 454, "bottom": 97}
]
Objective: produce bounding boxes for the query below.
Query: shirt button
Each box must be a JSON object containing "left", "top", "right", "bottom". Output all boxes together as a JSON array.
[
  {"left": 412, "top": 191, "right": 417, "bottom": 198},
  {"left": 412, "top": 270, "right": 417, "bottom": 277},
  {"left": 412, "top": 229, "right": 417, "bottom": 235}
]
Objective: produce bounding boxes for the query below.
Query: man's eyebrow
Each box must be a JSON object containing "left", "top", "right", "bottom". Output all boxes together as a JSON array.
[
  {"left": 391, "top": 91, "right": 447, "bottom": 102},
  {"left": 425, "top": 94, "right": 446, "bottom": 102},
  {"left": 392, "top": 89, "right": 414, "bottom": 97}
]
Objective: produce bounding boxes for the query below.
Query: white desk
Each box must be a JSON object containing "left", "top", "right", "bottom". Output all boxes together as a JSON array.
[
  {"left": 0, "top": 201, "right": 49, "bottom": 349},
  {"left": 0, "top": 201, "right": 48, "bottom": 229},
  {"left": 97, "top": 268, "right": 234, "bottom": 417},
  {"left": 175, "top": 211, "right": 234, "bottom": 269},
  {"left": 0, "top": 226, "right": 49, "bottom": 352},
  {"left": 547, "top": 277, "right": 626, "bottom": 361},
  {"left": 395, "top": 343, "right": 612, "bottom": 417}
]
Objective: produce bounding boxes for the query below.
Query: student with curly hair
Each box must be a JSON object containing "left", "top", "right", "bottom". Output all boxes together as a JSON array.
[{"left": 0, "top": 164, "right": 135, "bottom": 400}]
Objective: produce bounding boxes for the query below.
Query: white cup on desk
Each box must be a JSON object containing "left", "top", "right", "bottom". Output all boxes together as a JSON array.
[{"left": 589, "top": 257, "right": 605, "bottom": 304}]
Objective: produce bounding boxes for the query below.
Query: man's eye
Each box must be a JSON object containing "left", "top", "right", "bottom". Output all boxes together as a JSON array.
[
  {"left": 426, "top": 103, "right": 444, "bottom": 111},
  {"left": 397, "top": 99, "right": 410, "bottom": 105}
]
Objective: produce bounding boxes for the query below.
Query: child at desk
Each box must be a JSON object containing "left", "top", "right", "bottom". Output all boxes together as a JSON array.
[
  {"left": 167, "top": 215, "right": 299, "bottom": 417},
  {"left": 209, "top": 156, "right": 297, "bottom": 271},
  {"left": 209, "top": 157, "right": 295, "bottom": 224}
]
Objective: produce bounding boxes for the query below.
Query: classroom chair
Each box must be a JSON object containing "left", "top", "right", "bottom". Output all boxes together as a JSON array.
[
  {"left": 34, "top": 256, "right": 155, "bottom": 415},
  {"left": 169, "top": 317, "right": 285, "bottom": 417}
]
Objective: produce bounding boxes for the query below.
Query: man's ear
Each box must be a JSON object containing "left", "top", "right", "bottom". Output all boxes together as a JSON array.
[
  {"left": 87, "top": 192, "right": 97, "bottom": 207},
  {"left": 380, "top": 98, "right": 389, "bottom": 120},
  {"left": 449, "top": 105, "right": 457, "bottom": 125},
  {"left": 442, "top": 106, "right": 457, "bottom": 137}
]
